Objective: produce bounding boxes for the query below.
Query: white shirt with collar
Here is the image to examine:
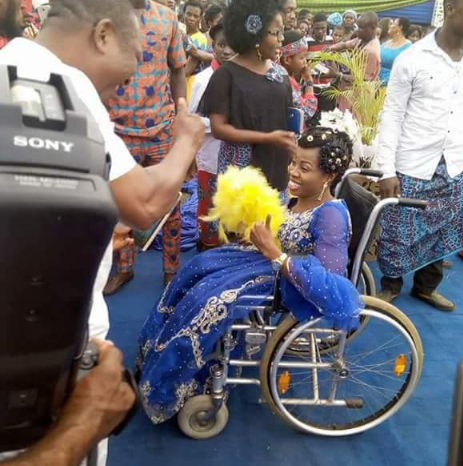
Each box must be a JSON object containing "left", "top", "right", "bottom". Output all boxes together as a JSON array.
[
  {"left": 0, "top": 38, "right": 136, "bottom": 340},
  {"left": 188, "top": 65, "right": 220, "bottom": 175},
  {"left": 376, "top": 31, "right": 463, "bottom": 181}
]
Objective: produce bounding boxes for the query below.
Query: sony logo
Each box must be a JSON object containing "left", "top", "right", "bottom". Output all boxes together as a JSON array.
[{"left": 13, "top": 136, "right": 74, "bottom": 153}]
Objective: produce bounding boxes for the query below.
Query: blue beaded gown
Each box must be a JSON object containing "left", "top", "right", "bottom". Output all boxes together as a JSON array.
[{"left": 136, "top": 200, "right": 363, "bottom": 424}]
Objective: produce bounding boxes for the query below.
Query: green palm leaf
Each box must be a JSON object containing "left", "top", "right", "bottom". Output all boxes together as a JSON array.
[{"left": 315, "top": 50, "right": 386, "bottom": 146}]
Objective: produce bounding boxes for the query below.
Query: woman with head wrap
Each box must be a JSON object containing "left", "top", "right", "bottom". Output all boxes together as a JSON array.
[
  {"left": 280, "top": 30, "right": 318, "bottom": 126},
  {"left": 342, "top": 9, "right": 357, "bottom": 40},
  {"left": 328, "top": 12, "right": 343, "bottom": 30}
]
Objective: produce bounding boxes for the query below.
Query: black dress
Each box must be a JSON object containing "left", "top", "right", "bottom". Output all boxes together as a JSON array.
[{"left": 199, "top": 61, "right": 293, "bottom": 191}]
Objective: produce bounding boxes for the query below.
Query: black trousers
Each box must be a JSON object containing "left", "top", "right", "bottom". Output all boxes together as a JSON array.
[{"left": 381, "top": 260, "right": 444, "bottom": 295}]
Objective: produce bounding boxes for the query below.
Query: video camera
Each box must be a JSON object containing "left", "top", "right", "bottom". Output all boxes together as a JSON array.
[{"left": 0, "top": 64, "right": 119, "bottom": 452}]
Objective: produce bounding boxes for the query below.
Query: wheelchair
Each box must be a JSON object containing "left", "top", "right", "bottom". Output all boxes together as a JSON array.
[{"left": 177, "top": 169, "right": 427, "bottom": 439}]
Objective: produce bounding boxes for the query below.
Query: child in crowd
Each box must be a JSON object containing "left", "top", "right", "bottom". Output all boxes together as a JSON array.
[
  {"left": 332, "top": 25, "right": 345, "bottom": 43},
  {"left": 280, "top": 31, "right": 318, "bottom": 127}
]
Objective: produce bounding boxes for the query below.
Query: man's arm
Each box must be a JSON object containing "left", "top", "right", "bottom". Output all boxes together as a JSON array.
[
  {"left": 3, "top": 423, "right": 97, "bottom": 466},
  {"left": 184, "top": 47, "right": 213, "bottom": 77},
  {"left": 377, "top": 53, "right": 414, "bottom": 198},
  {"left": 111, "top": 98, "right": 204, "bottom": 229},
  {"left": 364, "top": 49, "right": 381, "bottom": 81},
  {"left": 168, "top": 16, "right": 187, "bottom": 102},
  {"left": 190, "top": 48, "right": 214, "bottom": 64},
  {"left": 329, "top": 38, "right": 357, "bottom": 52},
  {"left": 1, "top": 341, "right": 135, "bottom": 466},
  {"left": 170, "top": 66, "right": 187, "bottom": 102},
  {"left": 185, "top": 56, "right": 199, "bottom": 77}
]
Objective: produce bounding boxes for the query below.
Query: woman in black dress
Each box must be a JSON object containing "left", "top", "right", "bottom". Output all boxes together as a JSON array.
[{"left": 199, "top": 0, "right": 296, "bottom": 194}]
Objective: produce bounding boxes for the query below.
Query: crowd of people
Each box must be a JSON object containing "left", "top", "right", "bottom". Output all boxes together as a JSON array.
[{"left": 0, "top": 0, "right": 463, "bottom": 465}]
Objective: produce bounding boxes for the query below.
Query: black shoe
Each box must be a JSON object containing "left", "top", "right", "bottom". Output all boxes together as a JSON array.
[{"left": 103, "top": 271, "right": 134, "bottom": 296}]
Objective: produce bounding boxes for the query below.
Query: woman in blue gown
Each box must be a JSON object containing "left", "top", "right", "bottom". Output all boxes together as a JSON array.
[{"left": 137, "top": 127, "right": 364, "bottom": 425}]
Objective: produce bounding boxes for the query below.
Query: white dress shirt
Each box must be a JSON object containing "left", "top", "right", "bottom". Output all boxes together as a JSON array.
[
  {"left": 376, "top": 31, "right": 463, "bottom": 180},
  {"left": 188, "top": 65, "right": 220, "bottom": 175},
  {"left": 0, "top": 39, "right": 136, "bottom": 340}
]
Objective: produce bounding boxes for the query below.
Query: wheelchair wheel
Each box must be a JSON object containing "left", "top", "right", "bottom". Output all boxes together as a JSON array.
[
  {"left": 178, "top": 395, "right": 229, "bottom": 440},
  {"left": 358, "top": 262, "right": 376, "bottom": 296},
  {"left": 260, "top": 296, "right": 423, "bottom": 436},
  {"left": 284, "top": 263, "right": 376, "bottom": 356}
]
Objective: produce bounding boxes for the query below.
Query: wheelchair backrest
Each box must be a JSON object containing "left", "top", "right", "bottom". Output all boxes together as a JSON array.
[{"left": 336, "top": 176, "right": 379, "bottom": 265}]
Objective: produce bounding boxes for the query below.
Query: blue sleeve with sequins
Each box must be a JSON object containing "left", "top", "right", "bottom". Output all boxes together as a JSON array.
[{"left": 285, "top": 202, "right": 363, "bottom": 328}]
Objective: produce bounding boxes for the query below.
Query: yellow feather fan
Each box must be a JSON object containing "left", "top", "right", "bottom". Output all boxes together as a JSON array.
[{"left": 204, "top": 166, "right": 286, "bottom": 243}]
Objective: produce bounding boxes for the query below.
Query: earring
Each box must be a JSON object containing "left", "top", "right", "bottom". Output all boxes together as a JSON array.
[
  {"left": 255, "top": 44, "right": 263, "bottom": 61},
  {"left": 317, "top": 182, "right": 329, "bottom": 201}
]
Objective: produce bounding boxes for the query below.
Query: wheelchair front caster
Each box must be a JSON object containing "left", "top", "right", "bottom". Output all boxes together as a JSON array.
[{"left": 178, "top": 395, "right": 229, "bottom": 439}]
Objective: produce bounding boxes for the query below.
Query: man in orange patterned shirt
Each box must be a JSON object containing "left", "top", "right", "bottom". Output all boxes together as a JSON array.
[{"left": 105, "top": 0, "right": 187, "bottom": 293}]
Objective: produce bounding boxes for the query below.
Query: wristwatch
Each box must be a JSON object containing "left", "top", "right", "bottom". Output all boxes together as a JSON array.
[{"left": 272, "top": 253, "right": 288, "bottom": 272}]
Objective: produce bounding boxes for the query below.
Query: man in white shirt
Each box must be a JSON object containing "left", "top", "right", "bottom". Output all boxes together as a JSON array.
[
  {"left": 188, "top": 21, "right": 234, "bottom": 249},
  {"left": 0, "top": 0, "right": 204, "bottom": 464},
  {"left": 375, "top": 0, "right": 463, "bottom": 311}
]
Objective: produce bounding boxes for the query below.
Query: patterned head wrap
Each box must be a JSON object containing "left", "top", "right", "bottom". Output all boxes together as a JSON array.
[
  {"left": 280, "top": 38, "right": 308, "bottom": 58},
  {"left": 328, "top": 12, "right": 343, "bottom": 27}
]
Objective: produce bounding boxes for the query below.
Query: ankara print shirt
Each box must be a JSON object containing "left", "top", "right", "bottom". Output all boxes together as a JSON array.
[{"left": 108, "top": 2, "right": 186, "bottom": 139}]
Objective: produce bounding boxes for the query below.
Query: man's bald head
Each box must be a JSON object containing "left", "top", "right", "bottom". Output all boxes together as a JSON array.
[
  {"left": 38, "top": 0, "right": 142, "bottom": 102},
  {"left": 358, "top": 11, "right": 379, "bottom": 27},
  {"left": 46, "top": 0, "right": 138, "bottom": 35},
  {"left": 357, "top": 11, "right": 379, "bottom": 42}
]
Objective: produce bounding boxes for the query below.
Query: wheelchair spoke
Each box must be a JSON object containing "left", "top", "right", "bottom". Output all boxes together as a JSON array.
[
  {"left": 348, "top": 336, "right": 404, "bottom": 365},
  {"left": 265, "top": 307, "right": 421, "bottom": 434}
]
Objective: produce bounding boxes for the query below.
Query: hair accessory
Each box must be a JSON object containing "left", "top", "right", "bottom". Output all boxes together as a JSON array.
[
  {"left": 307, "top": 135, "right": 314, "bottom": 142},
  {"left": 245, "top": 15, "right": 263, "bottom": 35},
  {"left": 319, "top": 109, "right": 360, "bottom": 144},
  {"left": 280, "top": 38, "right": 308, "bottom": 58}
]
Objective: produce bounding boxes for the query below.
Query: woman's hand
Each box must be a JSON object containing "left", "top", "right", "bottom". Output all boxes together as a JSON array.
[
  {"left": 113, "top": 225, "right": 134, "bottom": 252},
  {"left": 267, "top": 131, "right": 297, "bottom": 154},
  {"left": 250, "top": 215, "right": 282, "bottom": 261}
]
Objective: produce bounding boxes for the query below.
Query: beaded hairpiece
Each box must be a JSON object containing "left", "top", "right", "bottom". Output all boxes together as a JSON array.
[
  {"left": 245, "top": 15, "right": 263, "bottom": 35},
  {"left": 303, "top": 129, "right": 351, "bottom": 174}
]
